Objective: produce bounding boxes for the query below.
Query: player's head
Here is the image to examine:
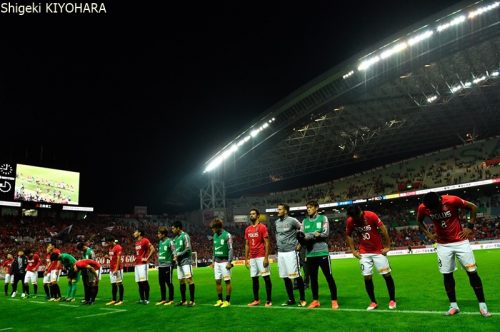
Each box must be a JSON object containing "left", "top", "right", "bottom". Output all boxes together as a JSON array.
[
  {"left": 423, "top": 192, "right": 442, "bottom": 212},
  {"left": 171, "top": 221, "right": 183, "bottom": 235},
  {"left": 50, "top": 252, "right": 59, "bottom": 262},
  {"left": 346, "top": 205, "right": 363, "bottom": 221},
  {"left": 249, "top": 209, "right": 260, "bottom": 223},
  {"left": 277, "top": 203, "right": 289, "bottom": 218},
  {"left": 76, "top": 242, "right": 85, "bottom": 251},
  {"left": 47, "top": 242, "right": 56, "bottom": 253},
  {"left": 133, "top": 228, "right": 145, "bottom": 239},
  {"left": 210, "top": 219, "right": 223, "bottom": 233},
  {"left": 7, "top": 253, "right": 13, "bottom": 260},
  {"left": 157, "top": 226, "right": 168, "bottom": 239},
  {"left": 17, "top": 249, "right": 24, "bottom": 256},
  {"left": 306, "top": 200, "right": 319, "bottom": 216}
]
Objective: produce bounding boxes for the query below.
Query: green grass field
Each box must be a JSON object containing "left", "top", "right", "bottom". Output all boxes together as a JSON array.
[{"left": 1, "top": 250, "right": 498, "bottom": 331}]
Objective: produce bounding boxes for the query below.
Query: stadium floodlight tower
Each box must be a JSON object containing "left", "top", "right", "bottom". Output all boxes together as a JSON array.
[{"left": 201, "top": 117, "right": 277, "bottom": 218}]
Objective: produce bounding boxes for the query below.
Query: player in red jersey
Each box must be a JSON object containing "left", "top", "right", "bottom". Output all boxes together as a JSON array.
[
  {"left": 346, "top": 205, "right": 396, "bottom": 311},
  {"left": 106, "top": 238, "right": 124, "bottom": 305},
  {"left": 23, "top": 249, "right": 41, "bottom": 298},
  {"left": 133, "top": 228, "right": 155, "bottom": 304},
  {"left": 244, "top": 208, "right": 272, "bottom": 307},
  {"left": 417, "top": 192, "right": 491, "bottom": 317},
  {"left": 2, "top": 254, "right": 14, "bottom": 296},
  {"left": 74, "top": 259, "right": 101, "bottom": 305},
  {"left": 46, "top": 243, "right": 62, "bottom": 301}
]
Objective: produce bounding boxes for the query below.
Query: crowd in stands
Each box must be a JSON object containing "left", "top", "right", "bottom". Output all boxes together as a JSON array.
[
  {"left": 1, "top": 197, "right": 499, "bottom": 266},
  {"left": 230, "top": 138, "right": 500, "bottom": 210}
]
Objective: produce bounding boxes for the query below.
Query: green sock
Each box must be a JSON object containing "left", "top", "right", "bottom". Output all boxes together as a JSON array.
[{"left": 70, "top": 284, "right": 77, "bottom": 298}]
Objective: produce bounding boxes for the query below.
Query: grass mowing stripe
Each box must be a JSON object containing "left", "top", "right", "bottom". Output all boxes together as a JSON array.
[{"left": 76, "top": 308, "right": 127, "bottom": 319}]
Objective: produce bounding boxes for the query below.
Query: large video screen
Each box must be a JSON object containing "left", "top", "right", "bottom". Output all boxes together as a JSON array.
[{"left": 14, "top": 164, "right": 79, "bottom": 205}]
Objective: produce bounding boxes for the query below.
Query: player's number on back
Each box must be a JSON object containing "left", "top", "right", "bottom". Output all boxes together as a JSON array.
[
  {"left": 440, "top": 220, "right": 447, "bottom": 228},
  {"left": 362, "top": 232, "right": 370, "bottom": 240}
]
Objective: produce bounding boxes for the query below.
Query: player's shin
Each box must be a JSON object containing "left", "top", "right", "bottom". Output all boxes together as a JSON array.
[
  {"left": 443, "top": 273, "right": 457, "bottom": 302},
  {"left": 467, "top": 271, "right": 486, "bottom": 302}
]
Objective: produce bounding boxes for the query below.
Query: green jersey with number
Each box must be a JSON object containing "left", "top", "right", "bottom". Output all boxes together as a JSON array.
[
  {"left": 174, "top": 231, "right": 192, "bottom": 266},
  {"left": 302, "top": 214, "right": 330, "bottom": 257},
  {"left": 213, "top": 230, "right": 231, "bottom": 258},
  {"left": 158, "top": 238, "right": 174, "bottom": 267}
]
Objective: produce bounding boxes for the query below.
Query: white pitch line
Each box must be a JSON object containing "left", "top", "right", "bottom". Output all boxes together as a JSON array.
[
  {"left": 76, "top": 308, "right": 127, "bottom": 319},
  {"left": 58, "top": 304, "right": 78, "bottom": 308},
  {"left": 0, "top": 328, "right": 14, "bottom": 331},
  {"left": 200, "top": 304, "right": 496, "bottom": 316}
]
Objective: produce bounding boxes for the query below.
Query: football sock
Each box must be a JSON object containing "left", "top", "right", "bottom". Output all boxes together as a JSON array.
[
  {"left": 180, "top": 283, "right": 186, "bottom": 302},
  {"left": 284, "top": 278, "right": 295, "bottom": 302},
  {"left": 225, "top": 295, "right": 231, "bottom": 302},
  {"left": 189, "top": 283, "right": 195, "bottom": 302},
  {"left": 138, "top": 282, "right": 144, "bottom": 301},
  {"left": 252, "top": 277, "right": 259, "bottom": 301},
  {"left": 43, "top": 284, "right": 50, "bottom": 298},
  {"left": 112, "top": 284, "right": 117, "bottom": 301},
  {"left": 144, "top": 281, "right": 150, "bottom": 301},
  {"left": 443, "top": 273, "right": 457, "bottom": 303},
  {"left": 467, "top": 272, "right": 485, "bottom": 302},
  {"left": 218, "top": 293, "right": 223, "bottom": 301},
  {"left": 364, "top": 278, "right": 377, "bottom": 303},
  {"left": 264, "top": 276, "right": 272, "bottom": 302},
  {"left": 296, "top": 276, "right": 305, "bottom": 301},
  {"left": 118, "top": 284, "right": 124, "bottom": 301},
  {"left": 383, "top": 274, "right": 396, "bottom": 301}
]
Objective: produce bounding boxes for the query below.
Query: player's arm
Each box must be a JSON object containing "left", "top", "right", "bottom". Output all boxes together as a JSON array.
[
  {"left": 115, "top": 251, "right": 121, "bottom": 274},
  {"left": 176, "top": 235, "right": 191, "bottom": 259},
  {"left": 346, "top": 232, "right": 361, "bottom": 259},
  {"left": 317, "top": 216, "right": 329, "bottom": 240},
  {"left": 416, "top": 208, "right": 437, "bottom": 242},
  {"left": 379, "top": 223, "right": 391, "bottom": 255},
  {"left": 459, "top": 200, "right": 478, "bottom": 239},
  {"left": 86, "top": 265, "right": 98, "bottom": 281},
  {"left": 263, "top": 236, "right": 270, "bottom": 267},
  {"left": 226, "top": 234, "right": 234, "bottom": 269},
  {"left": 244, "top": 239, "right": 250, "bottom": 268},
  {"left": 145, "top": 243, "right": 155, "bottom": 262}
]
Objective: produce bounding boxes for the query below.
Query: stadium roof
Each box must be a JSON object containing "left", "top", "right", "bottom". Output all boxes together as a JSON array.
[{"left": 187, "top": 0, "right": 500, "bottom": 205}]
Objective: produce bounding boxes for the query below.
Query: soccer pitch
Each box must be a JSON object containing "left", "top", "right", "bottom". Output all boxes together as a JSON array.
[{"left": 1, "top": 250, "right": 498, "bottom": 331}]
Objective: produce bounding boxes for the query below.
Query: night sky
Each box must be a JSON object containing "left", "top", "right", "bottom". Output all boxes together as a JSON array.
[{"left": 0, "top": 0, "right": 460, "bottom": 214}]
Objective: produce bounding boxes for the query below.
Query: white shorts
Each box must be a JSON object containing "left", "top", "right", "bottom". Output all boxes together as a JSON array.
[
  {"left": 177, "top": 264, "right": 193, "bottom": 280},
  {"left": 134, "top": 264, "right": 149, "bottom": 282},
  {"left": 214, "top": 262, "right": 231, "bottom": 281},
  {"left": 4, "top": 274, "right": 14, "bottom": 284},
  {"left": 50, "top": 270, "right": 60, "bottom": 283},
  {"left": 277, "top": 251, "right": 300, "bottom": 279},
  {"left": 109, "top": 269, "right": 123, "bottom": 284},
  {"left": 359, "top": 254, "right": 391, "bottom": 276},
  {"left": 88, "top": 268, "right": 102, "bottom": 284},
  {"left": 43, "top": 273, "right": 50, "bottom": 284},
  {"left": 249, "top": 257, "right": 271, "bottom": 278},
  {"left": 24, "top": 271, "right": 38, "bottom": 284},
  {"left": 437, "top": 240, "right": 476, "bottom": 274}
]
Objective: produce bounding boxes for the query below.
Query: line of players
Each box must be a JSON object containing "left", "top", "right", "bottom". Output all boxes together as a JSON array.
[
  {"left": 1, "top": 192, "right": 492, "bottom": 317},
  {"left": 2, "top": 241, "right": 105, "bottom": 305}
]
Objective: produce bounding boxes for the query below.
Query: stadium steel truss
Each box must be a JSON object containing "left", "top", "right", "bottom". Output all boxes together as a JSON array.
[{"left": 197, "top": 1, "right": 500, "bottom": 208}]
